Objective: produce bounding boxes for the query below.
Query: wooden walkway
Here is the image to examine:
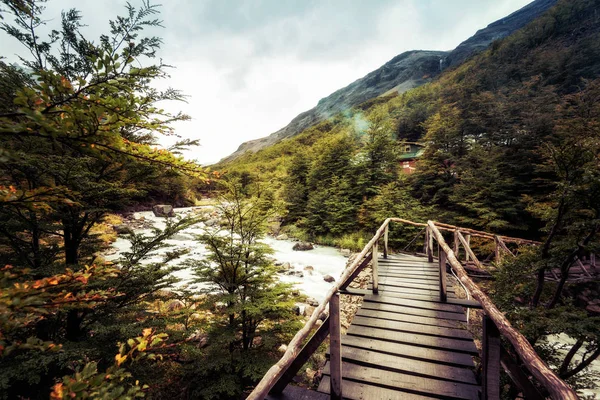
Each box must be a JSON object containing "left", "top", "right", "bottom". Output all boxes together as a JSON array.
[{"left": 317, "top": 253, "right": 480, "bottom": 399}]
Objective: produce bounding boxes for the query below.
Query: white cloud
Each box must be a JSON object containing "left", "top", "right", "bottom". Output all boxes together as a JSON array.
[{"left": 0, "top": 0, "right": 535, "bottom": 164}]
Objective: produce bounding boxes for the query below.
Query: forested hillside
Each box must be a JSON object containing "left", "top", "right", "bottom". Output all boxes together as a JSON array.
[{"left": 219, "top": 0, "right": 600, "bottom": 242}]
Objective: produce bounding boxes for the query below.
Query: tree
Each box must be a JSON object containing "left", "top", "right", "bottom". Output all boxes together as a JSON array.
[{"left": 190, "top": 181, "right": 300, "bottom": 398}]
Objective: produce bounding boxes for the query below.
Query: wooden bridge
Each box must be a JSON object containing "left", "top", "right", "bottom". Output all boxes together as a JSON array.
[{"left": 249, "top": 219, "right": 579, "bottom": 400}]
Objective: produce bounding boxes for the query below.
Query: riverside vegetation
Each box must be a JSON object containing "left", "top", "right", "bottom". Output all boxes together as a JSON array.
[{"left": 1, "top": 0, "right": 600, "bottom": 398}]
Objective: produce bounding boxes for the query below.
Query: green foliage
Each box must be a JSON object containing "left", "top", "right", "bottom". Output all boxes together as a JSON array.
[{"left": 189, "top": 182, "right": 301, "bottom": 398}]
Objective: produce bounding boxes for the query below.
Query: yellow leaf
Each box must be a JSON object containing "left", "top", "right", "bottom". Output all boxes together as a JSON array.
[
  {"left": 115, "top": 353, "right": 127, "bottom": 366},
  {"left": 142, "top": 328, "right": 152, "bottom": 337}
]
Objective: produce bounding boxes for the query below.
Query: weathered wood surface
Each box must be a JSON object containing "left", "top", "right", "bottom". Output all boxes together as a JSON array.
[{"left": 316, "top": 253, "right": 480, "bottom": 399}]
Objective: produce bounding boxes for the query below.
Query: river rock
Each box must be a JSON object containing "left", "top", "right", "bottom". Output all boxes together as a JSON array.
[
  {"left": 323, "top": 274, "right": 335, "bottom": 283},
  {"left": 152, "top": 204, "right": 175, "bottom": 218},
  {"left": 304, "top": 266, "right": 314, "bottom": 275},
  {"left": 114, "top": 224, "right": 133, "bottom": 235},
  {"left": 167, "top": 299, "right": 185, "bottom": 311},
  {"left": 293, "top": 242, "right": 314, "bottom": 251},
  {"left": 276, "top": 234, "right": 289, "bottom": 240},
  {"left": 340, "top": 248, "right": 351, "bottom": 257},
  {"left": 204, "top": 218, "right": 219, "bottom": 227},
  {"left": 293, "top": 303, "right": 306, "bottom": 316},
  {"left": 252, "top": 336, "right": 262, "bottom": 347},
  {"left": 278, "top": 262, "right": 291, "bottom": 272},
  {"left": 286, "top": 270, "right": 304, "bottom": 278},
  {"left": 307, "top": 297, "right": 319, "bottom": 307}
]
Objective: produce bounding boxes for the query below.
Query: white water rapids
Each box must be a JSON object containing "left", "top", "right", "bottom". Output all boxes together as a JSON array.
[{"left": 104, "top": 207, "right": 348, "bottom": 303}]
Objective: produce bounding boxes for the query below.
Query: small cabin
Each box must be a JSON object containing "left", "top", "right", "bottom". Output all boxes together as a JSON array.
[{"left": 398, "top": 142, "right": 424, "bottom": 174}]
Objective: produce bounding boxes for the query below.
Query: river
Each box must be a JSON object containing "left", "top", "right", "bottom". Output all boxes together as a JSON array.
[{"left": 104, "top": 207, "right": 348, "bottom": 303}]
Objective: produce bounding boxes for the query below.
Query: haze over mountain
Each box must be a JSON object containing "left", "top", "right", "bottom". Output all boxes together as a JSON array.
[{"left": 219, "top": 0, "right": 557, "bottom": 163}]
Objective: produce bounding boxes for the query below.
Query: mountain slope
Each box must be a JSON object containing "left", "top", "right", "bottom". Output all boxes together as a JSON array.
[{"left": 219, "top": 0, "right": 558, "bottom": 164}]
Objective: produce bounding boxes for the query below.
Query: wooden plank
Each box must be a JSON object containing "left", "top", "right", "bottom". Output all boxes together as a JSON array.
[
  {"left": 370, "top": 290, "right": 458, "bottom": 303},
  {"left": 329, "top": 293, "right": 342, "bottom": 400},
  {"left": 347, "top": 325, "right": 479, "bottom": 355},
  {"left": 360, "top": 300, "right": 467, "bottom": 322},
  {"left": 351, "top": 316, "right": 472, "bottom": 340},
  {"left": 377, "top": 272, "right": 440, "bottom": 282},
  {"left": 447, "top": 298, "right": 482, "bottom": 309},
  {"left": 341, "top": 334, "right": 475, "bottom": 368},
  {"left": 270, "top": 318, "right": 330, "bottom": 394},
  {"left": 482, "top": 315, "right": 501, "bottom": 400},
  {"left": 266, "top": 385, "right": 329, "bottom": 400},
  {"left": 318, "top": 376, "right": 434, "bottom": 400},
  {"left": 364, "top": 294, "right": 465, "bottom": 313},
  {"left": 379, "top": 277, "right": 456, "bottom": 292},
  {"left": 372, "top": 284, "right": 458, "bottom": 298},
  {"left": 321, "top": 362, "right": 480, "bottom": 400},
  {"left": 355, "top": 308, "right": 463, "bottom": 329},
  {"left": 324, "top": 346, "right": 478, "bottom": 384}
]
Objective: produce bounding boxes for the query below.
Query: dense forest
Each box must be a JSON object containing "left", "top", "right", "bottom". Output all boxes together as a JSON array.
[{"left": 1, "top": 0, "right": 600, "bottom": 398}]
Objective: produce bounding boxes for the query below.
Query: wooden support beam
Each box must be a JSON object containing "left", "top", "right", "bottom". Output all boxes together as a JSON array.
[
  {"left": 383, "top": 224, "right": 389, "bottom": 259},
  {"left": 372, "top": 240, "right": 379, "bottom": 294},
  {"left": 457, "top": 231, "right": 482, "bottom": 269},
  {"left": 496, "top": 236, "right": 515, "bottom": 258},
  {"left": 482, "top": 315, "right": 501, "bottom": 400},
  {"left": 500, "top": 347, "right": 545, "bottom": 400},
  {"left": 575, "top": 257, "right": 592, "bottom": 278},
  {"left": 270, "top": 318, "right": 331, "bottom": 394},
  {"left": 329, "top": 293, "right": 342, "bottom": 400},
  {"left": 591, "top": 253, "right": 596, "bottom": 268},
  {"left": 339, "top": 253, "right": 373, "bottom": 291},
  {"left": 439, "top": 244, "right": 447, "bottom": 303}
]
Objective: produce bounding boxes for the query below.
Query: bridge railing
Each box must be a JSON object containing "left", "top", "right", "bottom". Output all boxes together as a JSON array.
[
  {"left": 247, "top": 218, "right": 578, "bottom": 400},
  {"left": 426, "top": 221, "right": 578, "bottom": 400}
]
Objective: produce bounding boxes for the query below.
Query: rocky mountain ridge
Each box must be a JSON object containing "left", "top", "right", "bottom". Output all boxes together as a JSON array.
[{"left": 219, "top": 0, "right": 558, "bottom": 164}]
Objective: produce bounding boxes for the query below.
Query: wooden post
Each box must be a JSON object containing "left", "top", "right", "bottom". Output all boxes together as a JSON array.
[
  {"left": 330, "top": 292, "right": 342, "bottom": 400},
  {"left": 423, "top": 228, "right": 429, "bottom": 254},
  {"left": 439, "top": 245, "right": 447, "bottom": 303},
  {"left": 494, "top": 236, "right": 502, "bottom": 263},
  {"left": 482, "top": 315, "right": 501, "bottom": 400},
  {"left": 465, "top": 234, "right": 471, "bottom": 262},
  {"left": 372, "top": 240, "right": 379, "bottom": 294},
  {"left": 383, "top": 224, "right": 389, "bottom": 259},
  {"left": 426, "top": 228, "right": 434, "bottom": 263},
  {"left": 453, "top": 230, "right": 460, "bottom": 259},
  {"left": 591, "top": 253, "right": 596, "bottom": 268}
]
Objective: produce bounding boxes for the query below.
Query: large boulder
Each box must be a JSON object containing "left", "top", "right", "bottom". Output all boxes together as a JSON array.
[
  {"left": 293, "top": 242, "right": 314, "bottom": 251},
  {"left": 152, "top": 204, "right": 175, "bottom": 218},
  {"left": 323, "top": 274, "right": 336, "bottom": 283},
  {"left": 276, "top": 234, "right": 289, "bottom": 240}
]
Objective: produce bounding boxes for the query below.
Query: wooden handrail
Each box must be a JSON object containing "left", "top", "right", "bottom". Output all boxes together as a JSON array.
[
  {"left": 388, "top": 218, "right": 541, "bottom": 245},
  {"left": 246, "top": 219, "right": 391, "bottom": 399},
  {"left": 427, "top": 221, "right": 578, "bottom": 400}
]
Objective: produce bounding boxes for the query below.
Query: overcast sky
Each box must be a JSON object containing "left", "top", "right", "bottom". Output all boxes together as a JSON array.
[{"left": 1, "top": 0, "right": 533, "bottom": 164}]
